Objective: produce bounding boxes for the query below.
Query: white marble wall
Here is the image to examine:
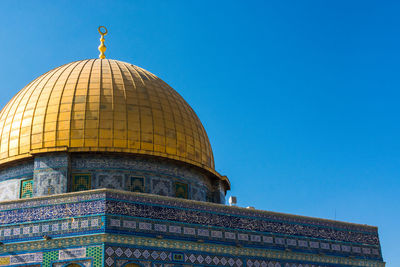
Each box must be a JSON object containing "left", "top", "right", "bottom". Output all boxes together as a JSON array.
[{"left": 0, "top": 179, "right": 20, "bottom": 201}]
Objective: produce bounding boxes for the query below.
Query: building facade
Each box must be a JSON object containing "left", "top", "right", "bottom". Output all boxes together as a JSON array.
[{"left": 0, "top": 33, "right": 384, "bottom": 266}]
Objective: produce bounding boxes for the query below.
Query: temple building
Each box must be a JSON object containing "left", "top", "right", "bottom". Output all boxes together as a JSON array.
[{"left": 0, "top": 27, "right": 384, "bottom": 267}]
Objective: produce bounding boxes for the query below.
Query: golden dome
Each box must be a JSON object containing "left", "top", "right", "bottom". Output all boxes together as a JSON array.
[{"left": 0, "top": 59, "right": 224, "bottom": 180}]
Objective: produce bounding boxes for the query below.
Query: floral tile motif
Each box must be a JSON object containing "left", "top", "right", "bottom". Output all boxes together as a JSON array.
[{"left": 105, "top": 246, "right": 340, "bottom": 267}]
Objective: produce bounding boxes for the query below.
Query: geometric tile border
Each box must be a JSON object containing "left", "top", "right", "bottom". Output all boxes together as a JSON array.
[
  {"left": 0, "top": 246, "right": 102, "bottom": 267},
  {"left": 0, "top": 189, "right": 383, "bottom": 266},
  {"left": 0, "top": 216, "right": 104, "bottom": 242},
  {"left": 106, "top": 216, "right": 381, "bottom": 259},
  {"left": 0, "top": 234, "right": 385, "bottom": 267},
  {"left": 104, "top": 244, "right": 383, "bottom": 267}
]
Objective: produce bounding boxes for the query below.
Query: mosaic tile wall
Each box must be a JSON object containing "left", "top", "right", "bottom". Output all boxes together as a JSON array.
[
  {"left": 104, "top": 245, "right": 354, "bottom": 267},
  {"left": 0, "top": 215, "right": 104, "bottom": 243},
  {"left": 72, "top": 153, "right": 218, "bottom": 202},
  {"left": 104, "top": 214, "right": 381, "bottom": 259},
  {"left": 0, "top": 233, "right": 384, "bottom": 267},
  {"left": 0, "top": 159, "right": 33, "bottom": 182},
  {"left": 0, "top": 245, "right": 102, "bottom": 267},
  {"left": 0, "top": 159, "right": 33, "bottom": 201},
  {"left": 34, "top": 153, "right": 69, "bottom": 196},
  {"left": 0, "top": 189, "right": 382, "bottom": 263},
  {"left": 0, "top": 152, "right": 225, "bottom": 202},
  {"left": 20, "top": 178, "right": 33, "bottom": 198},
  {"left": 0, "top": 232, "right": 385, "bottom": 267},
  {"left": 72, "top": 173, "right": 92, "bottom": 191}
]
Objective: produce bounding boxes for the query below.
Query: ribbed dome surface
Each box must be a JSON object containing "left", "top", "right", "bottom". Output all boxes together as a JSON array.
[{"left": 0, "top": 59, "right": 216, "bottom": 172}]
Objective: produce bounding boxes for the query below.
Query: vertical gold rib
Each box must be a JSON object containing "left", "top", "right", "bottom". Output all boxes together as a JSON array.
[
  {"left": 119, "top": 62, "right": 140, "bottom": 150},
  {"left": 0, "top": 78, "right": 37, "bottom": 155},
  {"left": 3, "top": 72, "right": 47, "bottom": 156},
  {"left": 183, "top": 98, "right": 201, "bottom": 162},
  {"left": 97, "top": 59, "right": 103, "bottom": 148},
  {"left": 139, "top": 69, "right": 167, "bottom": 154},
  {"left": 177, "top": 92, "right": 196, "bottom": 160},
  {"left": 56, "top": 60, "right": 89, "bottom": 147},
  {"left": 112, "top": 61, "right": 128, "bottom": 149},
  {"left": 28, "top": 65, "right": 67, "bottom": 151},
  {"left": 136, "top": 68, "right": 167, "bottom": 154},
  {"left": 149, "top": 72, "right": 179, "bottom": 157},
  {"left": 104, "top": 59, "right": 115, "bottom": 147},
  {"left": 82, "top": 59, "right": 97, "bottom": 148},
  {"left": 158, "top": 78, "right": 184, "bottom": 157},
  {"left": 129, "top": 66, "right": 147, "bottom": 151},
  {"left": 164, "top": 82, "right": 188, "bottom": 158},
  {"left": 41, "top": 62, "right": 78, "bottom": 148},
  {"left": 134, "top": 67, "right": 155, "bottom": 152},
  {"left": 182, "top": 96, "right": 214, "bottom": 167},
  {"left": 0, "top": 98, "right": 19, "bottom": 155},
  {"left": 16, "top": 71, "right": 53, "bottom": 155},
  {"left": 124, "top": 65, "right": 143, "bottom": 150},
  {"left": 72, "top": 59, "right": 96, "bottom": 148}
]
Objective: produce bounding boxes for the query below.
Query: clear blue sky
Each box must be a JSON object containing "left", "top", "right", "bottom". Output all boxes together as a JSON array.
[{"left": 0, "top": 0, "right": 398, "bottom": 265}]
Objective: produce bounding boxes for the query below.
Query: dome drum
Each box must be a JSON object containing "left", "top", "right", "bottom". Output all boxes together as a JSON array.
[{"left": 0, "top": 151, "right": 227, "bottom": 203}]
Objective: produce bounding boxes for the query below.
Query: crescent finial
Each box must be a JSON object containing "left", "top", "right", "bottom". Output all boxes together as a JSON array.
[{"left": 98, "top": 26, "right": 108, "bottom": 59}]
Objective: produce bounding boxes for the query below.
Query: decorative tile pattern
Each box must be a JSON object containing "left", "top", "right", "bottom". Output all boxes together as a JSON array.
[
  {"left": 138, "top": 222, "right": 151, "bottom": 230},
  {"left": 105, "top": 216, "right": 382, "bottom": 258},
  {"left": 212, "top": 230, "right": 223, "bottom": 238},
  {"left": 59, "top": 247, "right": 86, "bottom": 260},
  {"left": 251, "top": 235, "right": 261, "bottom": 242},
  {"left": 0, "top": 152, "right": 218, "bottom": 202},
  {"left": 169, "top": 225, "right": 181, "bottom": 234},
  {"left": 34, "top": 153, "right": 68, "bottom": 197},
  {"left": 238, "top": 233, "right": 248, "bottom": 241},
  {"left": 0, "top": 216, "right": 104, "bottom": 242},
  {"left": 106, "top": 245, "right": 364, "bottom": 267},
  {"left": 103, "top": 195, "right": 380, "bottom": 246},
  {"left": 0, "top": 256, "right": 10, "bottom": 266},
  {"left": 72, "top": 153, "right": 214, "bottom": 202},
  {"left": 43, "top": 250, "right": 58, "bottom": 267},
  {"left": 72, "top": 174, "right": 91, "bottom": 192},
  {"left": 154, "top": 224, "right": 167, "bottom": 232},
  {"left": 152, "top": 178, "right": 172, "bottom": 197},
  {"left": 87, "top": 245, "right": 103, "bottom": 267},
  {"left": 127, "top": 176, "right": 145, "bottom": 193},
  {"left": 175, "top": 182, "right": 188, "bottom": 199},
  {"left": 184, "top": 227, "right": 196, "bottom": 235},
  {"left": 96, "top": 173, "right": 124, "bottom": 190},
  {"left": 198, "top": 229, "right": 209, "bottom": 237},
  {"left": 1, "top": 254, "right": 40, "bottom": 266},
  {"left": 0, "top": 233, "right": 385, "bottom": 267},
  {"left": 0, "top": 160, "right": 33, "bottom": 183},
  {"left": 0, "top": 246, "right": 100, "bottom": 267},
  {"left": 0, "top": 189, "right": 383, "bottom": 263}
]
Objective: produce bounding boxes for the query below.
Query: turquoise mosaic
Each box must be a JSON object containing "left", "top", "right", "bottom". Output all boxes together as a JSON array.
[{"left": 20, "top": 179, "right": 33, "bottom": 199}]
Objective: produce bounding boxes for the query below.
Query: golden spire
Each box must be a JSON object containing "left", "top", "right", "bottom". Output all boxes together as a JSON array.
[{"left": 98, "top": 26, "right": 108, "bottom": 59}]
